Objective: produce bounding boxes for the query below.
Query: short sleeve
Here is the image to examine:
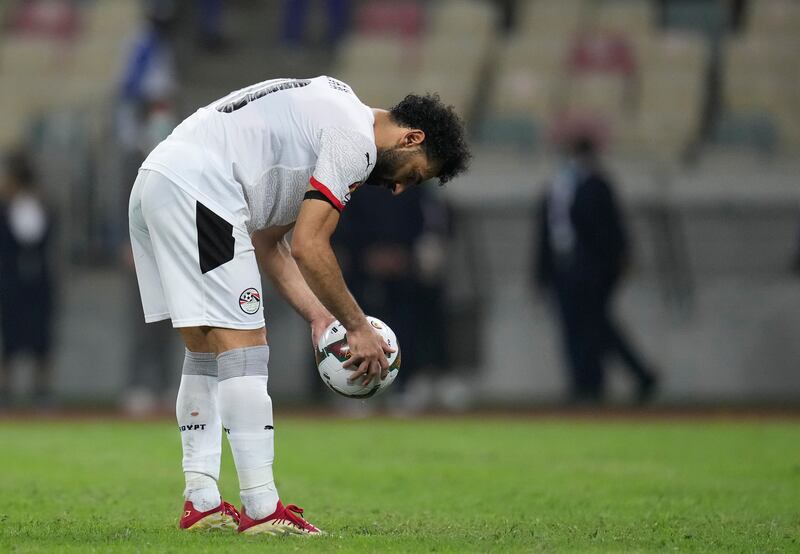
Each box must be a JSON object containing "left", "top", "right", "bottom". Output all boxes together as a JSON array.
[{"left": 311, "top": 127, "right": 376, "bottom": 212}]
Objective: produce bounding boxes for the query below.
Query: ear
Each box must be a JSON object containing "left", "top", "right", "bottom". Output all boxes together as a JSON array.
[{"left": 401, "top": 129, "right": 425, "bottom": 148}]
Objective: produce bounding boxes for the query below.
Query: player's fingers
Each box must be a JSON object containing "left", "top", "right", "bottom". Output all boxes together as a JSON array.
[
  {"left": 347, "top": 360, "right": 369, "bottom": 383},
  {"left": 341, "top": 354, "right": 359, "bottom": 368},
  {"left": 361, "top": 359, "right": 381, "bottom": 386},
  {"left": 378, "top": 351, "right": 390, "bottom": 372},
  {"left": 382, "top": 338, "right": 397, "bottom": 354},
  {"left": 360, "top": 361, "right": 374, "bottom": 386}
]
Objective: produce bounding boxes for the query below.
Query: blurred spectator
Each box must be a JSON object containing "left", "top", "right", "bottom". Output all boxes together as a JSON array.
[
  {"left": 197, "top": 0, "right": 230, "bottom": 51},
  {"left": 119, "top": 100, "right": 178, "bottom": 417},
  {"left": 115, "top": 2, "right": 180, "bottom": 415},
  {"left": 0, "top": 151, "right": 56, "bottom": 408},
  {"left": 533, "top": 137, "right": 658, "bottom": 404},
  {"left": 115, "top": 0, "right": 178, "bottom": 155},
  {"left": 282, "top": 0, "right": 350, "bottom": 48},
  {"left": 334, "top": 185, "right": 453, "bottom": 413}
]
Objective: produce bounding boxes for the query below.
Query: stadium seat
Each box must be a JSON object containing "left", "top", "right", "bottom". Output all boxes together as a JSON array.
[
  {"left": 564, "top": 73, "right": 630, "bottom": 117},
  {"left": 592, "top": 0, "right": 654, "bottom": 39},
  {"left": 343, "top": 77, "right": 408, "bottom": 110},
  {"left": 661, "top": 0, "right": 729, "bottom": 35},
  {"left": 633, "top": 32, "right": 708, "bottom": 159},
  {"left": 518, "top": 0, "right": 590, "bottom": 37},
  {"left": 413, "top": 34, "right": 490, "bottom": 119},
  {"left": 547, "top": 110, "right": 610, "bottom": 150},
  {"left": 415, "top": 70, "right": 476, "bottom": 120},
  {"left": 712, "top": 112, "right": 779, "bottom": 154},
  {"left": 427, "top": 0, "right": 497, "bottom": 44},
  {"left": 356, "top": 0, "right": 424, "bottom": 38},
  {"left": 0, "top": 79, "right": 44, "bottom": 148},
  {"left": 417, "top": 35, "right": 488, "bottom": 77},
  {"left": 334, "top": 35, "right": 412, "bottom": 109},
  {"left": 0, "top": 111, "right": 29, "bottom": 149},
  {"left": 721, "top": 34, "right": 800, "bottom": 152},
  {"left": 478, "top": 116, "right": 539, "bottom": 151},
  {"left": 69, "top": 35, "right": 125, "bottom": 83},
  {"left": 748, "top": 0, "right": 800, "bottom": 35},
  {"left": 782, "top": 118, "right": 800, "bottom": 148},
  {"left": 558, "top": 30, "right": 639, "bottom": 151},
  {"left": 485, "top": 27, "right": 576, "bottom": 149},
  {"left": 6, "top": 0, "right": 80, "bottom": 40},
  {"left": 336, "top": 35, "right": 408, "bottom": 74},
  {"left": 492, "top": 64, "right": 558, "bottom": 118},
  {"left": 586, "top": 0, "right": 655, "bottom": 60},
  {"left": 502, "top": 32, "right": 571, "bottom": 74},
  {"left": 566, "top": 32, "right": 636, "bottom": 76},
  {"left": 485, "top": 65, "right": 553, "bottom": 149},
  {"left": 0, "top": 35, "right": 58, "bottom": 75},
  {"left": 82, "top": 0, "right": 141, "bottom": 39}
]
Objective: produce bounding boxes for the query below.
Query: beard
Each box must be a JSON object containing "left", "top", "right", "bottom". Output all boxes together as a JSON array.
[{"left": 368, "top": 147, "right": 417, "bottom": 191}]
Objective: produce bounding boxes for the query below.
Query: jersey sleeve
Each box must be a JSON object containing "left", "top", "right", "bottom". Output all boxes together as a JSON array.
[{"left": 310, "top": 127, "right": 375, "bottom": 212}]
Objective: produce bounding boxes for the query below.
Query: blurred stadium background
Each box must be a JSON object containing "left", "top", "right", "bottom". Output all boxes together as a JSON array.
[{"left": 0, "top": 0, "right": 798, "bottom": 412}]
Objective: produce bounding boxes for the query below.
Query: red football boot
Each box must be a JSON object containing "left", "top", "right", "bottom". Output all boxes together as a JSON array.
[
  {"left": 238, "top": 500, "right": 323, "bottom": 535},
  {"left": 179, "top": 500, "right": 240, "bottom": 531}
]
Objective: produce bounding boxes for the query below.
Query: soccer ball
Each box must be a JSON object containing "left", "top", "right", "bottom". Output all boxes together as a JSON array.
[{"left": 315, "top": 316, "right": 401, "bottom": 398}]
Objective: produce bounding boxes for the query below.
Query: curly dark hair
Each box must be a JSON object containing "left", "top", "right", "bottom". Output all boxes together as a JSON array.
[{"left": 389, "top": 93, "right": 471, "bottom": 185}]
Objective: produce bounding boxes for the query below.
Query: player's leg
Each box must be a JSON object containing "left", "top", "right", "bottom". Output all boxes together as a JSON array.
[
  {"left": 137, "top": 169, "right": 320, "bottom": 534},
  {"left": 181, "top": 325, "right": 320, "bottom": 535},
  {"left": 175, "top": 327, "right": 223, "bottom": 514},
  {"left": 202, "top": 327, "right": 279, "bottom": 520},
  {"left": 129, "top": 171, "right": 233, "bottom": 530},
  {"left": 178, "top": 325, "right": 274, "bottom": 521},
  {"left": 172, "top": 326, "right": 243, "bottom": 530}
]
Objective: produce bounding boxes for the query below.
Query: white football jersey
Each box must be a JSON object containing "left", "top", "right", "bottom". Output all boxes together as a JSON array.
[{"left": 141, "top": 76, "right": 377, "bottom": 233}]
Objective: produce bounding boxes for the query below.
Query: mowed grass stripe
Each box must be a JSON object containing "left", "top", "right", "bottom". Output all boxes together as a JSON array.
[{"left": 0, "top": 419, "right": 798, "bottom": 552}]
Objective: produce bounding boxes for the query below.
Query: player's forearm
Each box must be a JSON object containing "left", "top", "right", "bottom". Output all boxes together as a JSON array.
[
  {"left": 292, "top": 243, "right": 368, "bottom": 332},
  {"left": 259, "top": 237, "right": 330, "bottom": 324}
]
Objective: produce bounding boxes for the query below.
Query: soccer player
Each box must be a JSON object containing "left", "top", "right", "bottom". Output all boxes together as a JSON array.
[{"left": 128, "top": 76, "right": 470, "bottom": 535}]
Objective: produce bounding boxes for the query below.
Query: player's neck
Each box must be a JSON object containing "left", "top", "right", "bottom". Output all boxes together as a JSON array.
[{"left": 372, "top": 109, "right": 401, "bottom": 153}]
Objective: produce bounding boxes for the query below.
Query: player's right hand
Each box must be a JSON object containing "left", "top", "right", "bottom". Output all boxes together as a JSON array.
[{"left": 342, "top": 324, "right": 396, "bottom": 386}]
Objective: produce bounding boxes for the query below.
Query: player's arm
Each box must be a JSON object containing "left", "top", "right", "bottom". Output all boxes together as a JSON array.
[
  {"left": 292, "top": 190, "right": 393, "bottom": 384},
  {"left": 251, "top": 224, "right": 334, "bottom": 344}
]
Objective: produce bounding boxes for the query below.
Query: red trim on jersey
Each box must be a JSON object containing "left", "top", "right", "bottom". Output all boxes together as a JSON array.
[{"left": 309, "top": 177, "right": 345, "bottom": 212}]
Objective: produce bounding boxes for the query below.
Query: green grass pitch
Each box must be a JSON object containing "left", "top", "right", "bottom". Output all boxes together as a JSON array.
[{"left": 1, "top": 417, "right": 798, "bottom": 552}]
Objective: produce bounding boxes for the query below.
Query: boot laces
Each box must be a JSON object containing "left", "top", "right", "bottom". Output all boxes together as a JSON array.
[
  {"left": 283, "top": 504, "right": 318, "bottom": 532},
  {"left": 221, "top": 501, "right": 240, "bottom": 523}
]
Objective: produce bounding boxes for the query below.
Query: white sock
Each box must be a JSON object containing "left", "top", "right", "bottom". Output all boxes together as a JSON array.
[
  {"left": 184, "top": 472, "right": 221, "bottom": 511},
  {"left": 177, "top": 350, "right": 222, "bottom": 511},
  {"left": 217, "top": 346, "right": 279, "bottom": 520}
]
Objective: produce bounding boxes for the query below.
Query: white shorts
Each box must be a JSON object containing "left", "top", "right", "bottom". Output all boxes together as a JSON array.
[{"left": 128, "top": 169, "right": 265, "bottom": 329}]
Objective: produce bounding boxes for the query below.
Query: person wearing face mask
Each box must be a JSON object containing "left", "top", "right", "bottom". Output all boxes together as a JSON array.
[
  {"left": 534, "top": 136, "right": 658, "bottom": 405},
  {"left": 128, "top": 76, "right": 471, "bottom": 534},
  {"left": 0, "top": 151, "right": 55, "bottom": 409}
]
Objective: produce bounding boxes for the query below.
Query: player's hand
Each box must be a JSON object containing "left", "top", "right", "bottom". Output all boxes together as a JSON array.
[
  {"left": 310, "top": 314, "right": 337, "bottom": 349},
  {"left": 342, "top": 323, "right": 396, "bottom": 386}
]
